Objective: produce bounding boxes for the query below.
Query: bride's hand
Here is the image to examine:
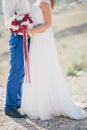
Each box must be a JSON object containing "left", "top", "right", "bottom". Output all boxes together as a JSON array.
[
  {"left": 28, "top": 24, "right": 41, "bottom": 34},
  {"left": 28, "top": 29, "right": 32, "bottom": 34},
  {"left": 28, "top": 23, "right": 47, "bottom": 35}
]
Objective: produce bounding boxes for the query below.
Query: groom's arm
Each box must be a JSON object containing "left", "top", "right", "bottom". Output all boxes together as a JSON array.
[
  {"left": 2, "top": 0, "right": 16, "bottom": 27},
  {"left": 16, "top": 0, "right": 31, "bottom": 14},
  {"left": 2, "top": 0, "right": 31, "bottom": 28}
]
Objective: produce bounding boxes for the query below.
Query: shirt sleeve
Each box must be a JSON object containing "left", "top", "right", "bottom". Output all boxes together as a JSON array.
[
  {"left": 2, "top": 0, "right": 16, "bottom": 27},
  {"left": 2, "top": 0, "right": 31, "bottom": 27},
  {"left": 16, "top": 0, "right": 31, "bottom": 14}
]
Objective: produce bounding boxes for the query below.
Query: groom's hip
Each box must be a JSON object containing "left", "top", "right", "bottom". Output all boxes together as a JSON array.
[{"left": 9, "top": 33, "right": 23, "bottom": 47}]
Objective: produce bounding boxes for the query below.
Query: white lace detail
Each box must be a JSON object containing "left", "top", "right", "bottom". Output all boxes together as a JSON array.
[{"left": 40, "top": 0, "right": 50, "bottom": 5}]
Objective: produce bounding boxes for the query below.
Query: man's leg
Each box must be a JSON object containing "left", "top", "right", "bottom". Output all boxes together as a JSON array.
[
  {"left": 5, "top": 33, "right": 25, "bottom": 111},
  {"left": 16, "top": 73, "right": 25, "bottom": 108},
  {"left": 16, "top": 35, "right": 30, "bottom": 108}
]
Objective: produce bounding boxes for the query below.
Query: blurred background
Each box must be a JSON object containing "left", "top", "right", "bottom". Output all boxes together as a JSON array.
[{"left": 0, "top": 0, "right": 87, "bottom": 103}]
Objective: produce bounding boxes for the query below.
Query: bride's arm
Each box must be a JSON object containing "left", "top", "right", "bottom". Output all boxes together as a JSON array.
[{"left": 28, "top": 2, "right": 52, "bottom": 34}]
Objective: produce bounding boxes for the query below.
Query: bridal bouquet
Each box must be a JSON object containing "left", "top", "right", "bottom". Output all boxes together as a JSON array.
[
  {"left": 8, "top": 12, "right": 33, "bottom": 83},
  {"left": 8, "top": 12, "right": 33, "bottom": 34}
]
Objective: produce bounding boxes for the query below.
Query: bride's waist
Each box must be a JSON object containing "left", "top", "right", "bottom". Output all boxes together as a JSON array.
[
  {"left": 32, "top": 27, "right": 53, "bottom": 36},
  {"left": 33, "top": 23, "right": 52, "bottom": 31}
]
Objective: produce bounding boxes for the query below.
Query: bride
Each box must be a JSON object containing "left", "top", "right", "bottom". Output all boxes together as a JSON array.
[{"left": 21, "top": 0, "right": 87, "bottom": 120}]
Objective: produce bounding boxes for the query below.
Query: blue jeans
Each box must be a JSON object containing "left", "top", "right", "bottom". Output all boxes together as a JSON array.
[{"left": 5, "top": 33, "right": 30, "bottom": 111}]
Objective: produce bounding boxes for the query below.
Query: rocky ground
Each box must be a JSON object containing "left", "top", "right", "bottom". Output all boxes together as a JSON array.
[{"left": 1, "top": 72, "right": 87, "bottom": 130}]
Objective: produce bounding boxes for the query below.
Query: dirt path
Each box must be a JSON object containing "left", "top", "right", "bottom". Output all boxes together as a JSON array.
[{"left": 0, "top": 83, "right": 87, "bottom": 130}]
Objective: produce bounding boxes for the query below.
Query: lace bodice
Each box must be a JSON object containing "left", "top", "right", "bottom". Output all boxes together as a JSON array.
[{"left": 31, "top": 0, "right": 51, "bottom": 26}]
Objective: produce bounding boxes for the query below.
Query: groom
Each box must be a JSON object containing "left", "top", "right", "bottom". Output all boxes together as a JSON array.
[{"left": 2, "top": 0, "right": 30, "bottom": 118}]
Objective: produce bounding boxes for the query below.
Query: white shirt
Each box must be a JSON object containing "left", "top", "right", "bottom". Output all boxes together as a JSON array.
[{"left": 2, "top": 0, "right": 31, "bottom": 27}]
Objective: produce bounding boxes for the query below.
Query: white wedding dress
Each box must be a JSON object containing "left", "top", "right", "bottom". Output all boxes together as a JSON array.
[{"left": 21, "top": 0, "right": 87, "bottom": 120}]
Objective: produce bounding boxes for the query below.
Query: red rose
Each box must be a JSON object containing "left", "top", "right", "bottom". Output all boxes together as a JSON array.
[
  {"left": 9, "top": 28, "right": 13, "bottom": 32},
  {"left": 14, "top": 30, "right": 19, "bottom": 34},
  {"left": 28, "top": 17, "right": 33, "bottom": 23},
  {"left": 11, "top": 20, "right": 20, "bottom": 26},
  {"left": 19, "top": 26, "right": 24, "bottom": 32},
  {"left": 22, "top": 14, "right": 29, "bottom": 22},
  {"left": 17, "top": 29, "right": 21, "bottom": 33}
]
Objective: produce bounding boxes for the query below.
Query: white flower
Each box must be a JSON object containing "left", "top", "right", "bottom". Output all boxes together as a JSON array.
[
  {"left": 7, "top": 20, "right": 11, "bottom": 27},
  {"left": 16, "top": 15, "right": 24, "bottom": 21},
  {"left": 10, "top": 25, "right": 19, "bottom": 31},
  {"left": 17, "top": 11, "right": 25, "bottom": 16},
  {"left": 28, "top": 23, "right": 33, "bottom": 29},
  {"left": 21, "top": 21, "right": 29, "bottom": 26},
  {"left": 12, "top": 14, "right": 17, "bottom": 20}
]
